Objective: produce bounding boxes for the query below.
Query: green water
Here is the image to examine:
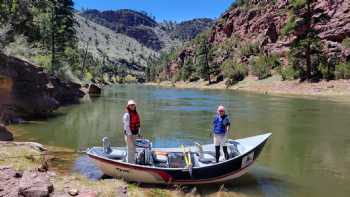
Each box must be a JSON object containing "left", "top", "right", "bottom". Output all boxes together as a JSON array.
[{"left": 13, "top": 85, "right": 350, "bottom": 197}]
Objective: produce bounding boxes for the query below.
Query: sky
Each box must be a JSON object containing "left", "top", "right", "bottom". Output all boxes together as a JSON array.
[{"left": 74, "top": 0, "right": 234, "bottom": 22}]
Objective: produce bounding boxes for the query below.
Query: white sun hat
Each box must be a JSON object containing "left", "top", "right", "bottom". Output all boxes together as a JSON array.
[
  {"left": 127, "top": 100, "right": 136, "bottom": 106},
  {"left": 217, "top": 105, "right": 225, "bottom": 112}
]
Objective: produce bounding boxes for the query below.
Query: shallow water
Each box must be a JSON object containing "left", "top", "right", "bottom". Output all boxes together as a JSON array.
[{"left": 12, "top": 84, "right": 350, "bottom": 196}]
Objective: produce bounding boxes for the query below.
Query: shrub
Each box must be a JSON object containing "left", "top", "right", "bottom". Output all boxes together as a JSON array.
[
  {"left": 221, "top": 60, "right": 248, "bottom": 86},
  {"left": 282, "top": 13, "right": 297, "bottom": 35},
  {"left": 33, "top": 54, "right": 51, "bottom": 70},
  {"left": 252, "top": 54, "right": 280, "bottom": 80},
  {"left": 181, "top": 60, "right": 196, "bottom": 81},
  {"left": 342, "top": 37, "right": 350, "bottom": 49},
  {"left": 335, "top": 62, "right": 350, "bottom": 79},
  {"left": 240, "top": 43, "right": 260, "bottom": 57},
  {"left": 279, "top": 66, "right": 299, "bottom": 80}
]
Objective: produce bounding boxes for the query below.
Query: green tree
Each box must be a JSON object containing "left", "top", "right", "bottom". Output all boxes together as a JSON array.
[
  {"left": 195, "top": 32, "right": 211, "bottom": 82},
  {"left": 285, "top": 0, "right": 328, "bottom": 81},
  {"left": 49, "top": 0, "right": 78, "bottom": 74}
]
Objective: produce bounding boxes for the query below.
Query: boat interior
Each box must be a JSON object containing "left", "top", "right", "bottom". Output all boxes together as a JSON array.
[{"left": 89, "top": 137, "right": 253, "bottom": 168}]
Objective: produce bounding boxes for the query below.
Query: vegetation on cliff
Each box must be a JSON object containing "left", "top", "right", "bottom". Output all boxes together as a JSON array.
[{"left": 147, "top": 0, "right": 350, "bottom": 85}]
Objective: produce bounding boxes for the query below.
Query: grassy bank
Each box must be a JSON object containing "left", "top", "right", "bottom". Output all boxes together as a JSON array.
[
  {"left": 146, "top": 75, "right": 350, "bottom": 101},
  {"left": 0, "top": 141, "right": 246, "bottom": 197}
]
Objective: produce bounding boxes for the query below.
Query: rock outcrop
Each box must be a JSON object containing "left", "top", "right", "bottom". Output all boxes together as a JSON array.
[
  {"left": 0, "top": 124, "right": 13, "bottom": 141},
  {"left": 0, "top": 53, "right": 85, "bottom": 123},
  {"left": 169, "top": 0, "right": 350, "bottom": 76},
  {"left": 212, "top": 0, "right": 349, "bottom": 57}
]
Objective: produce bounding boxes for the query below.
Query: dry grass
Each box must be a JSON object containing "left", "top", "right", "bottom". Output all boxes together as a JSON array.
[
  {"left": 53, "top": 174, "right": 126, "bottom": 196},
  {"left": 0, "top": 142, "right": 44, "bottom": 171}
]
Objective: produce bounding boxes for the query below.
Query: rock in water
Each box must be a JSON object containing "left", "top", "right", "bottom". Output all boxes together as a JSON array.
[
  {"left": 18, "top": 171, "right": 54, "bottom": 197},
  {"left": 88, "top": 84, "right": 102, "bottom": 96},
  {"left": 68, "top": 188, "right": 79, "bottom": 196},
  {"left": 0, "top": 124, "right": 13, "bottom": 141}
]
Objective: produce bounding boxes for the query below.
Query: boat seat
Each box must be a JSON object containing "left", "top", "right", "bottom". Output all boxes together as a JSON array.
[
  {"left": 153, "top": 151, "right": 168, "bottom": 163},
  {"left": 104, "top": 149, "right": 127, "bottom": 160},
  {"left": 198, "top": 153, "right": 216, "bottom": 164}
]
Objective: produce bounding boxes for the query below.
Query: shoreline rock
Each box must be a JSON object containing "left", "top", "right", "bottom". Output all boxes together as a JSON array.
[
  {"left": 146, "top": 76, "right": 350, "bottom": 100},
  {"left": 0, "top": 53, "right": 86, "bottom": 124},
  {"left": 0, "top": 124, "right": 13, "bottom": 141},
  {"left": 88, "top": 84, "right": 102, "bottom": 96}
]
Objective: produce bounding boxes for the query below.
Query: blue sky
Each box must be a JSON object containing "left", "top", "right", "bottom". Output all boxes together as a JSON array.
[{"left": 74, "top": 0, "right": 234, "bottom": 22}]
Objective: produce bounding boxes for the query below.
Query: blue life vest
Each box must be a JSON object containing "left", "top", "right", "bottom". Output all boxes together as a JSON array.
[{"left": 213, "top": 114, "right": 230, "bottom": 134}]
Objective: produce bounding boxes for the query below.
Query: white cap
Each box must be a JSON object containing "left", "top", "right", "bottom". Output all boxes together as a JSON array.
[
  {"left": 127, "top": 100, "right": 136, "bottom": 106},
  {"left": 217, "top": 105, "right": 225, "bottom": 112}
]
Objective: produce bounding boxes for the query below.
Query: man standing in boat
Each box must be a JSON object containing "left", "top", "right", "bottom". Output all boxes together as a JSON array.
[
  {"left": 123, "top": 100, "right": 141, "bottom": 164},
  {"left": 212, "top": 105, "right": 230, "bottom": 163}
]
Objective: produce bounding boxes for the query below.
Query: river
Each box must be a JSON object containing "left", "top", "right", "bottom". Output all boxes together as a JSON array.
[{"left": 12, "top": 84, "right": 350, "bottom": 197}]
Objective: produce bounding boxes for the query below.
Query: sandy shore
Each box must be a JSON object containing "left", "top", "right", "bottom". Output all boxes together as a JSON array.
[{"left": 146, "top": 75, "right": 350, "bottom": 101}]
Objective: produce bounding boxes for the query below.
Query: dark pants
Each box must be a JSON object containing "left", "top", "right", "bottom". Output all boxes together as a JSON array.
[{"left": 215, "top": 146, "right": 229, "bottom": 163}]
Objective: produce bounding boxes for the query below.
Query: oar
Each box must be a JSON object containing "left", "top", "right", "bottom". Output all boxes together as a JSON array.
[
  {"left": 181, "top": 145, "right": 193, "bottom": 178},
  {"left": 181, "top": 145, "right": 189, "bottom": 166}
]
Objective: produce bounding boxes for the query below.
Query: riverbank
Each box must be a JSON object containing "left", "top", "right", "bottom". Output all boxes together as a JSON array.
[
  {"left": 0, "top": 141, "right": 244, "bottom": 197},
  {"left": 146, "top": 75, "right": 350, "bottom": 101}
]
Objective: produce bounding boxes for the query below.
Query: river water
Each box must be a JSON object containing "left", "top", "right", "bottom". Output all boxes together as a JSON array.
[{"left": 12, "top": 85, "right": 350, "bottom": 197}]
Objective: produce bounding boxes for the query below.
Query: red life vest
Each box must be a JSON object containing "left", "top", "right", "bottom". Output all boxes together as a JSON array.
[{"left": 128, "top": 110, "right": 140, "bottom": 135}]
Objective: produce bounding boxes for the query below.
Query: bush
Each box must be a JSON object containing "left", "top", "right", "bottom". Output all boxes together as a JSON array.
[
  {"left": 181, "top": 60, "right": 196, "bottom": 81},
  {"left": 342, "top": 37, "right": 350, "bottom": 49},
  {"left": 240, "top": 43, "right": 260, "bottom": 57},
  {"left": 282, "top": 13, "right": 297, "bottom": 35},
  {"left": 335, "top": 62, "right": 350, "bottom": 79},
  {"left": 33, "top": 54, "right": 51, "bottom": 70},
  {"left": 252, "top": 54, "right": 280, "bottom": 80},
  {"left": 279, "top": 66, "right": 299, "bottom": 80},
  {"left": 221, "top": 60, "right": 248, "bottom": 86}
]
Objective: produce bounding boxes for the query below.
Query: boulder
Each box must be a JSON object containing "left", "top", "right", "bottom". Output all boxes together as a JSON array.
[
  {"left": 18, "top": 171, "right": 54, "bottom": 197},
  {"left": 0, "top": 124, "right": 13, "bottom": 141},
  {"left": 49, "top": 77, "right": 85, "bottom": 105},
  {"left": 0, "top": 166, "right": 21, "bottom": 197},
  {"left": 0, "top": 53, "right": 86, "bottom": 122}
]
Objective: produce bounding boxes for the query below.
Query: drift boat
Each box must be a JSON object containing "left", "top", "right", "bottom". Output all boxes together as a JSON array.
[{"left": 87, "top": 133, "right": 271, "bottom": 184}]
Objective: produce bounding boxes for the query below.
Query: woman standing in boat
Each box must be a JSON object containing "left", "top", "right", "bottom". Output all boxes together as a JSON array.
[
  {"left": 212, "top": 105, "right": 230, "bottom": 163},
  {"left": 123, "top": 100, "right": 141, "bottom": 164}
]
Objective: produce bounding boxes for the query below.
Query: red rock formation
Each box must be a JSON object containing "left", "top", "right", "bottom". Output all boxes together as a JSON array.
[
  {"left": 170, "top": 0, "right": 350, "bottom": 75},
  {"left": 0, "top": 53, "right": 85, "bottom": 123}
]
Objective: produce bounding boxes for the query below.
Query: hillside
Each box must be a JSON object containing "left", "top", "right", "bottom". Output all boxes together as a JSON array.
[
  {"left": 165, "top": 18, "right": 215, "bottom": 41},
  {"left": 76, "top": 15, "right": 158, "bottom": 73},
  {"left": 149, "top": 0, "right": 350, "bottom": 85},
  {"left": 80, "top": 9, "right": 214, "bottom": 51}
]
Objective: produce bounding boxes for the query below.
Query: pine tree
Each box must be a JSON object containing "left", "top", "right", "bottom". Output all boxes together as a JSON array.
[
  {"left": 49, "top": 0, "right": 77, "bottom": 74},
  {"left": 285, "top": 0, "right": 328, "bottom": 81},
  {"left": 195, "top": 32, "right": 212, "bottom": 83}
]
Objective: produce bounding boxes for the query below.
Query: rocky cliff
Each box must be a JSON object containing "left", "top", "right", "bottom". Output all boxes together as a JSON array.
[
  {"left": 210, "top": 0, "right": 349, "bottom": 59},
  {"left": 0, "top": 53, "right": 85, "bottom": 124},
  {"left": 165, "top": 0, "right": 350, "bottom": 80}
]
